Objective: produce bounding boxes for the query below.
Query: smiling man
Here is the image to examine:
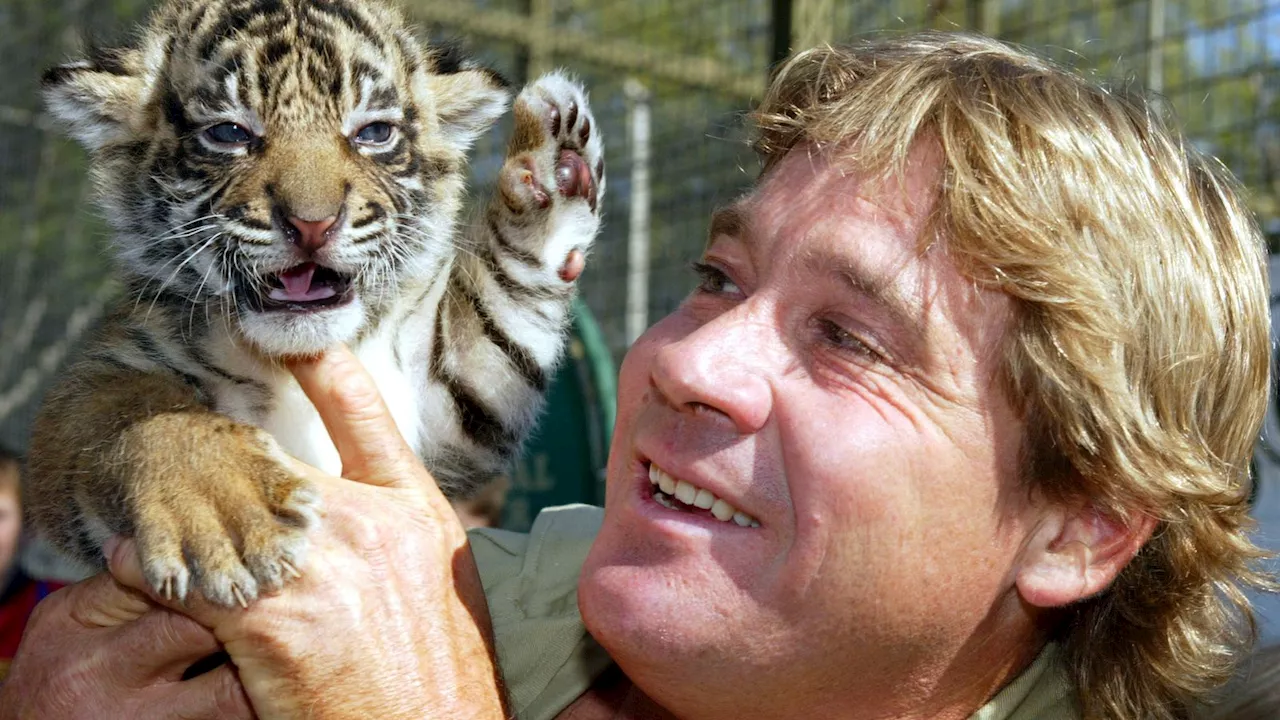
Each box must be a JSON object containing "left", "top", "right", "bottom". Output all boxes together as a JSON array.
[
  {"left": 576, "top": 142, "right": 1060, "bottom": 719},
  {"left": 485, "top": 33, "right": 1272, "bottom": 720},
  {"left": 2, "top": 31, "right": 1271, "bottom": 720}
]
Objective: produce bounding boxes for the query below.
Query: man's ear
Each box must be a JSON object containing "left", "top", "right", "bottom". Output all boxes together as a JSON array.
[
  {"left": 43, "top": 46, "right": 151, "bottom": 152},
  {"left": 1015, "top": 501, "right": 1157, "bottom": 608}
]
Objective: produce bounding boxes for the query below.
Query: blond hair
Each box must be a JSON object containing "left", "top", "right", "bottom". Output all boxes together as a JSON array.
[
  {"left": 1196, "top": 644, "right": 1280, "bottom": 720},
  {"left": 752, "top": 32, "right": 1272, "bottom": 719}
]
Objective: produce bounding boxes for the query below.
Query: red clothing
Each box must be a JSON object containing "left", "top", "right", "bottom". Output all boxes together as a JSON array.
[{"left": 0, "top": 572, "right": 62, "bottom": 681}]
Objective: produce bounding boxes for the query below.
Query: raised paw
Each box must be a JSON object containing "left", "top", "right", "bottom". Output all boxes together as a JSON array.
[
  {"left": 127, "top": 419, "right": 319, "bottom": 607},
  {"left": 503, "top": 72, "right": 605, "bottom": 216},
  {"left": 490, "top": 72, "right": 605, "bottom": 285}
]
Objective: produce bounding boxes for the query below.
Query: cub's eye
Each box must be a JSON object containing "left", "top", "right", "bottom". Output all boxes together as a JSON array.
[
  {"left": 204, "top": 122, "right": 253, "bottom": 145},
  {"left": 354, "top": 122, "right": 396, "bottom": 145}
]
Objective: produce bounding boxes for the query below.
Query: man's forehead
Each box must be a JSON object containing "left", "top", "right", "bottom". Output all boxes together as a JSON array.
[
  {"left": 723, "top": 143, "right": 941, "bottom": 238},
  {"left": 710, "top": 150, "right": 939, "bottom": 259}
]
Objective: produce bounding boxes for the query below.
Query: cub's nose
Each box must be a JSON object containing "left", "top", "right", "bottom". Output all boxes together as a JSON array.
[{"left": 286, "top": 215, "right": 339, "bottom": 254}]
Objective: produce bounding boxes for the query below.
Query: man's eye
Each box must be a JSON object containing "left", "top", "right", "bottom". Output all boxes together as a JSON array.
[
  {"left": 354, "top": 122, "right": 396, "bottom": 145},
  {"left": 691, "top": 262, "right": 741, "bottom": 296},
  {"left": 204, "top": 122, "right": 253, "bottom": 145},
  {"left": 817, "top": 319, "right": 881, "bottom": 361}
]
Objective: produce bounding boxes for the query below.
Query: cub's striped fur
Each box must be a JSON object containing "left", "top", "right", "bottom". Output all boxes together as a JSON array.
[{"left": 28, "top": 0, "right": 604, "bottom": 606}]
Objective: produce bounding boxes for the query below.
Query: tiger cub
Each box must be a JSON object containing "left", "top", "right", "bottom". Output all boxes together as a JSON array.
[{"left": 28, "top": 0, "right": 604, "bottom": 607}]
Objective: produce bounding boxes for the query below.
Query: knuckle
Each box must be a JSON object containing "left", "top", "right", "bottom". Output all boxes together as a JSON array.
[
  {"left": 155, "top": 610, "right": 215, "bottom": 651},
  {"left": 344, "top": 510, "right": 391, "bottom": 552},
  {"left": 214, "top": 670, "right": 254, "bottom": 717},
  {"left": 26, "top": 591, "right": 62, "bottom": 629}
]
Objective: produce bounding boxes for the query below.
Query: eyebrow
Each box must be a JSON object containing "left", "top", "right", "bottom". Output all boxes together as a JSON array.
[
  {"left": 706, "top": 205, "right": 751, "bottom": 248},
  {"left": 706, "top": 203, "right": 929, "bottom": 354},
  {"left": 801, "top": 248, "right": 930, "bottom": 355}
]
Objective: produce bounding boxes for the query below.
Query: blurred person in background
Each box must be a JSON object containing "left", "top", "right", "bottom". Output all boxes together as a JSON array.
[{"left": 0, "top": 445, "right": 61, "bottom": 682}]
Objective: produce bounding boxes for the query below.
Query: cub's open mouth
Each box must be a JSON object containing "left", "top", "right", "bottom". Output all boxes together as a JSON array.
[{"left": 257, "top": 263, "right": 354, "bottom": 312}]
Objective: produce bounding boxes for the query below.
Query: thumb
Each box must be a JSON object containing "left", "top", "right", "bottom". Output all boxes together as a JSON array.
[
  {"left": 64, "top": 570, "right": 154, "bottom": 629},
  {"left": 287, "top": 345, "right": 423, "bottom": 487}
]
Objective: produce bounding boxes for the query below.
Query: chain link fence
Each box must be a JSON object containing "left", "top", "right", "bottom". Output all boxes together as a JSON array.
[{"left": 2, "top": 0, "right": 1278, "bottom": 450}]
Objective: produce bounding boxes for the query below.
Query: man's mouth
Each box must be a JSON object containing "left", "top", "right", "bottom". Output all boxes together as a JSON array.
[
  {"left": 258, "top": 262, "right": 354, "bottom": 312},
  {"left": 648, "top": 463, "right": 760, "bottom": 527}
]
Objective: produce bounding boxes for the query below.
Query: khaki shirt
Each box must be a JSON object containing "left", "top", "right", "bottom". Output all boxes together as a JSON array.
[{"left": 470, "top": 505, "right": 1080, "bottom": 720}]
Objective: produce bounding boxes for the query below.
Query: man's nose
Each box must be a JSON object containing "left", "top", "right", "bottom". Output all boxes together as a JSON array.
[
  {"left": 285, "top": 215, "right": 339, "bottom": 254},
  {"left": 649, "top": 310, "right": 774, "bottom": 434}
]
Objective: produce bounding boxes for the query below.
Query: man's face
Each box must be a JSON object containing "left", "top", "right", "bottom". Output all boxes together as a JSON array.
[
  {"left": 0, "top": 483, "right": 19, "bottom": 575},
  {"left": 579, "top": 147, "right": 1049, "bottom": 718}
]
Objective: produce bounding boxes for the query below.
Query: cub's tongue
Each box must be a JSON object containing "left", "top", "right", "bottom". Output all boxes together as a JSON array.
[{"left": 268, "top": 263, "right": 336, "bottom": 302}]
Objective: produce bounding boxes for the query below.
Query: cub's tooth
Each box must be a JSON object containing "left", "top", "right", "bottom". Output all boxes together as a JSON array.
[
  {"left": 710, "top": 499, "right": 736, "bottom": 521},
  {"left": 733, "top": 511, "right": 755, "bottom": 527},
  {"left": 648, "top": 464, "right": 660, "bottom": 485},
  {"left": 674, "top": 480, "right": 697, "bottom": 505},
  {"left": 693, "top": 488, "right": 716, "bottom": 509},
  {"left": 658, "top": 470, "right": 676, "bottom": 495}
]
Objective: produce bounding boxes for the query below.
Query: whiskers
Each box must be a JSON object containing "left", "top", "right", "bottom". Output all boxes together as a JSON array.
[
  {"left": 365, "top": 213, "right": 455, "bottom": 307},
  {"left": 128, "top": 214, "right": 229, "bottom": 322},
  {"left": 129, "top": 210, "right": 454, "bottom": 337}
]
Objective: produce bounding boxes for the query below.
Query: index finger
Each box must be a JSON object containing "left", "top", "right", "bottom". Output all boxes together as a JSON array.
[
  {"left": 287, "top": 345, "right": 424, "bottom": 488},
  {"left": 40, "top": 571, "right": 221, "bottom": 683}
]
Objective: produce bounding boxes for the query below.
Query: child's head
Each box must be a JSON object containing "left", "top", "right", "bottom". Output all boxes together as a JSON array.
[{"left": 0, "top": 447, "right": 22, "bottom": 575}]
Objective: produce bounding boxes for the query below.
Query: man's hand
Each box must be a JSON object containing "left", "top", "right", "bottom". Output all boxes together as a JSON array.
[
  {"left": 0, "top": 572, "right": 251, "bottom": 719},
  {"left": 108, "top": 345, "right": 508, "bottom": 720}
]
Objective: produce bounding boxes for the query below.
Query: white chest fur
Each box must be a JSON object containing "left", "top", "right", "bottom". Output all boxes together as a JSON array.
[{"left": 208, "top": 325, "right": 424, "bottom": 477}]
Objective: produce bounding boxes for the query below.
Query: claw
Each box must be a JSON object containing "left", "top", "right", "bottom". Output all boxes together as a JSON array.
[
  {"left": 565, "top": 101, "right": 578, "bottom": 134},
  {"left": 549, "top": 104, "right": 561, "bottom": 138},
  {"left": 161, "top": 576, "right": 173, "bottom": 602},
  {"left": 281, "top": 558, "right": 302, "bottom": 579},
  {"left": 231, "top": 583, "right": 249, "bottom": 609}
]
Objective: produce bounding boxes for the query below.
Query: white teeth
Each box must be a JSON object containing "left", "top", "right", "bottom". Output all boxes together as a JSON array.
[
  {"left": 692, "top": 488, "right": 715, "bottom": 509},
  {"left": 647, "top": 463, "right": 760, "bottom": 528},
  {"left": 649, "top": 463, "right": 677, "bottom": 494},
  {"left": 674, "top": 480, "right": 698, "bottom": 505}
]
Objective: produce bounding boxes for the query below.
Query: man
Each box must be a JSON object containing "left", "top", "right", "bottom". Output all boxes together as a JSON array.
[{"left": 1, "top": 32, "right": 1270, "bottom": 719}]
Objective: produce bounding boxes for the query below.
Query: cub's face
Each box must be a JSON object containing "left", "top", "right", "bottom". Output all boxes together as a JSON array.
[{"left": 44, "top": 0, "right": 509, "bottom": 355}]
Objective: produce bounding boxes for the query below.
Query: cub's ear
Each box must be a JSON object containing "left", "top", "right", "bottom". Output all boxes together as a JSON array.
[
  {"left": 43, "top": 46, "right": 150, "bottom": 152},
  {"left": 420, "top": 43, "right": 511, "bottom": 153}
]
